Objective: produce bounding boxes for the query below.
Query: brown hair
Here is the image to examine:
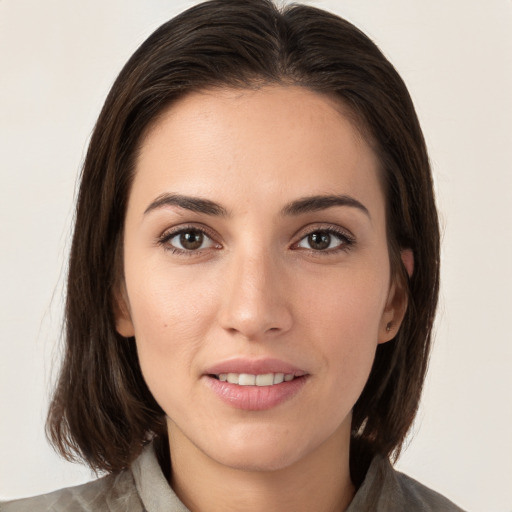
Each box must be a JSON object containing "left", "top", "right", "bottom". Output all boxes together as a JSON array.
[{"left": 47, "top": 0, "right": 439, "bottom": 485}]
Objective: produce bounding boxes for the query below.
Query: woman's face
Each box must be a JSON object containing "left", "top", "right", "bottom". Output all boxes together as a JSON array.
[{"left": 117, "top": 86, "right": 404, "bottom": 472}]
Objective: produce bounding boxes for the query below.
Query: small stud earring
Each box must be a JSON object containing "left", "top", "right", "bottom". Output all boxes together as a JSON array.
[{"left": 386, "top": 322, "right": 392, "bottom": 332}]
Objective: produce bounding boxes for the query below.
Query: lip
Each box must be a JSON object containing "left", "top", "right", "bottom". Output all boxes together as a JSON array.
[
  {"left": 203, "top": 357, "right": 309, "bottom": 411},
  {"left": 204, "top": 357, "right": 308, "bottom": 377}
]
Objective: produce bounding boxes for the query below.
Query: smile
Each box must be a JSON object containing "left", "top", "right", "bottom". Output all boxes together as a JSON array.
[
  {"left": 204, "top": 358, "right": 309, "bottom": 410},
  {"left": 213, "top": 372, "right": 296, "bottom": 386},
  {"left": 205, "top": 373, "right": 308, "bottom": 411}
]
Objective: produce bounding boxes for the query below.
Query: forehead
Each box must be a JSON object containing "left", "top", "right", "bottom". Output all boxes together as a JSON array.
[
  {"left": 132, "top": 85, "right": 384, "bottom": 218},
  {"left": 140, "top": 85, "right": 369, "bottom": 162}
]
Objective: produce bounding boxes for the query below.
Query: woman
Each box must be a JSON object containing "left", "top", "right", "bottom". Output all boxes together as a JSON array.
[{"left": 2, "top": 0, "right": 464, "bottom": 510}]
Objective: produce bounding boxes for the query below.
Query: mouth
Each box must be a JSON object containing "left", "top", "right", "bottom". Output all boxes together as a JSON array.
[
  {"left": 203, "top": 357, "right": 309, "bottom": 410},
  {"left": 204, "top": 360, "right": 309, "bottom": 410},
  {"left": 209, "top": 372, "right": 299, "bottom": 386}
]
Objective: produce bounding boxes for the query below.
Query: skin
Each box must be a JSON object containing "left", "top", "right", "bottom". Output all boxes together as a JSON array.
[{"left": 116, "top": 85, "right": 408, "bottom": 512}]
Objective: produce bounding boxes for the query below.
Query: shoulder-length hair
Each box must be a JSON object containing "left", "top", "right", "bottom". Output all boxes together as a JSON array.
[{"left": 47, "top": 0, "right": 439, "bottom": 486}]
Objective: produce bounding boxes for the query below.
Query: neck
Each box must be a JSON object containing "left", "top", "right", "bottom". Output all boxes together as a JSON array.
[{"left": 167, "top": 422, "right": 355, "bottom": 512}]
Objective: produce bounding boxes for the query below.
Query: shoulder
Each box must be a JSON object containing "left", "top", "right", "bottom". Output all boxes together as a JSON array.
[
  {"left": 349, "top": 455, "right": 466, "bottom": 511},
  {"left": 0, "top": 470, "right": 143, "bottom": 512},
  {"left": 392, "top": 468, "right": 465, "bottom": 511}
]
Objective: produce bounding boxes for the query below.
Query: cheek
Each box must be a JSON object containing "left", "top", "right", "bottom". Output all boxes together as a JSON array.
[
  {"left": 303, "top": 264, "right": 388, "bottom": 338},
  {"left": 124, "top": 260, "right": 217, "bottom": 387},
  {"left": 300, "top": 265, "right": 388, "bottom": 389},
  {"left": 127, "top": 256, "right": 213, "bottom": 330}
]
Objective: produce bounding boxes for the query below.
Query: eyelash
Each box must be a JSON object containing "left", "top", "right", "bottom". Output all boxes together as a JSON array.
[
  {"left": 157, "top": 225, "right": 220, "bottom": 256},
  {"left": 293, "top": 226, "right": 356, "bottom": 254},
  {"left": 157, "top": 225, "right": 356, "bottom": 256}
]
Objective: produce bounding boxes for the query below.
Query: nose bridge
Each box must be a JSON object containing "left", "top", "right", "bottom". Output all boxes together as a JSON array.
[{"left": 219, "top": 243, "right": 291, "bottom": 339}]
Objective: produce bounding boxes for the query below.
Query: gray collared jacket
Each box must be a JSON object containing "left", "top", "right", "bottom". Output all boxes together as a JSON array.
[{"left": 1, "top": 444, "right": 465, "bottom": 511}]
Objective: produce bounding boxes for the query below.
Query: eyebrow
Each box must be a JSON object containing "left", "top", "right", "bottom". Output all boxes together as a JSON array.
[
  {"left": 281, "top": 194, "right": 370, "bottom": 218},
  {"left": 143, "top": 193, "right": 369, "bottom": 219},
  {"left": 144, "top": 193, "right": 229, "bottom": 216}
]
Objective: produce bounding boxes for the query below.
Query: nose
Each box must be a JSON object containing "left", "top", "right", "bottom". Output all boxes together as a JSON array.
[{"left": 218, "top": 248, "right": 293, "bottom": 340}]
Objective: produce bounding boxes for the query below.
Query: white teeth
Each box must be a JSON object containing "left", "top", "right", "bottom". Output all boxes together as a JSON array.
[
  {"left": 273, "top": 373, "right": 284, "bottom": 384},
  {"left": 239, "top": 373, "right": 256, "bottom": 385},
  {"left": 216, "top": 372, "right": 296, "bottom": 386},
  {"left": 255, "top": 373, "right": 274, "bottom": 386}
]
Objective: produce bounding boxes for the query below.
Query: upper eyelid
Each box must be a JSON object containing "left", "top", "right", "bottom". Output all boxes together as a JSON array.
[
  {"left": 292, "top": 223, "right": 355, "bottom": 242},
  {"left": 158, "top": 226, "right": 221, "bottom": 255},
  {"left": 160, "top": 223, "right": 219, "bottom": 242}
]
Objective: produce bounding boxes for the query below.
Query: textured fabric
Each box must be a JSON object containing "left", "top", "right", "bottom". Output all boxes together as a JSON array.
[
  {"left": 346, "top": 455, "right": 465, "bottom": 512},
  {"left": 0, "top": 470, "right": 143, "bottom": 512},
  {"left": 1, "top": 444, "right": 465, "bottom": 511},
  {"left": 131, "top": 445, "right": 189, "bottom": 512}
]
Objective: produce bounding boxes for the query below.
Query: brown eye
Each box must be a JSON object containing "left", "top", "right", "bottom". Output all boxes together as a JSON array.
[
  {"left": 307, "top": 232, "right": 331, "bottom": 250},
  {"left": 164, "top": 228, "right": 216, "bottom": 252},
  {"left": 180, "top": 231, "right": 204, "bottom": 250},
  {"left": 296, "top": 229, "right": 353, "bottom": 252}
]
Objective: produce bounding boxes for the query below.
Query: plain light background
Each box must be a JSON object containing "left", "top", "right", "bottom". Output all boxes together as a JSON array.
[{"left": 1, "top": 1, "right": 511, "bottom": 510}]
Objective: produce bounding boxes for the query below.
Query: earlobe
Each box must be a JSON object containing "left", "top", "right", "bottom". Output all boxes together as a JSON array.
[
  {"left": 378, "top": 318, "right": 399, "bottom": 344},
  {"left": 378, "top": 291, "right": 406, "bottom": 344},
  {"left": 378, "top": 250, "right": 414, "bottom": 344},
  {"left": 378, "top": 305, "right": 402, "bottom": 345},
  {"left": 113, "top": 286, "right": 135, "bottom": 338}
]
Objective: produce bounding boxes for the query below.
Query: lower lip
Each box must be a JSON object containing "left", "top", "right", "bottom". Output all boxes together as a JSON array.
[{"left": 204, "top": 375, "right": 308, "bottom": 411}]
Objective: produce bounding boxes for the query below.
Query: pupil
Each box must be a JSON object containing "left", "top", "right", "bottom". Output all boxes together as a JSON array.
[
  {"left": 309, "top": 232, "right": 330, "bottom": 250},
  {"left": 180, "top": 231, "right": 203, "bottom": 250}
]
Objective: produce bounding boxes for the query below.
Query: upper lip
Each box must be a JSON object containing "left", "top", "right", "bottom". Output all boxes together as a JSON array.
[{"left": 204, "top": 357, "right": 308, "bottom": 377}]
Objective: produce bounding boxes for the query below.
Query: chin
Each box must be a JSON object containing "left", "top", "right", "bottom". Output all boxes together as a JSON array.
[
  {"left": 209, "top": 443, "right": 304, "bottom": 473},
  {"left": 200, "top": 423, "right": 321, "bottom": 473}
]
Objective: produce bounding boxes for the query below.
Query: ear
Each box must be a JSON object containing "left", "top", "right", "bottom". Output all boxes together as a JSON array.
[
  {"left": 378, "top": 249, "right": 414, "bottom": 344},
  {"left": 113, "top": 283, "right": 135, "bottom": 338}
]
